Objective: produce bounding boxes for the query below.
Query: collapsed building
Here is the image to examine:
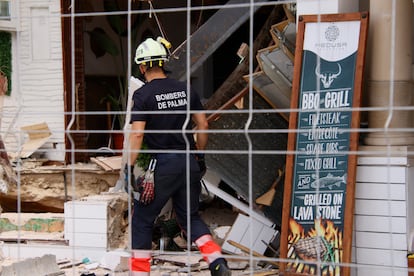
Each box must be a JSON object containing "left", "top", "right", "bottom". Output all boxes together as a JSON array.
[
  {"left": 0, "top": 0, "right": 414, "bottom": 275},
  {"left": 0, "top": 2, "right": 296, "bottom": 274}
]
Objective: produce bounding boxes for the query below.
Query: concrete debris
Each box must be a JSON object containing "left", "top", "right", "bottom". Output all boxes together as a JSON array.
[
  {"left": 99, "top": 250, "right": 129, "bottom": 271},
  {"left": 1, "top": 254, "right": 62, "bottom": 276},
  {"left": 0, "top": 197, "right": 279, "bottom": 275},
  {"left": 57, "top": 259, "right": 83, "bottom": 269},
  {"left": 0, "top": 159, "right": 119, "bottom": 213},
  {"left": 58, "top": 254, "right": 277, "bottom": 275},
  {"left": 0, "top": 136, "right": 16, "bottom": 196},
  {"left": 9, "top": 122, "right": 52, "bottom": 160},
  {"left": 0, "top": 213, "right": 65, "bottom": 243},
  {"left": 64, "top": 193, "right": 129, "bottom": 250}
]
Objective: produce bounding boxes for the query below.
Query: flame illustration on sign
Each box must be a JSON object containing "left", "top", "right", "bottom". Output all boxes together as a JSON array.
[{"left": 287, "top": 218, "right": 342, "bottom": 275}]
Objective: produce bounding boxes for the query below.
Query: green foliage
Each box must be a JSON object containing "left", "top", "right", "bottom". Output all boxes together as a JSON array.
[
  {"left": 136, "top": 142, "right": 151, "bottom": 169},
  {"left": 0, "top": 31, "right": 12, "bottom": 95}
]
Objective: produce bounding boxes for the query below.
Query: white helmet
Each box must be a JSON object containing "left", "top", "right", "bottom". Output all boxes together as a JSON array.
[{"left": 134, "top": 37, "right": 170, "bottom": 66}]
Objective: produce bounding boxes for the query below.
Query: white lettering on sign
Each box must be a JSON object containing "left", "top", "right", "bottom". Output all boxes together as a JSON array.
[
  {"left": 302, "top": 93, "right": 320, "bottom": 110},
  {"left": 293, "top": 193, "right": 344, "bottom": 221},
  {"left": 308, "top": 112, "right": 341, "bottom": 125},
  {"left": 324, "top": 90, "right": 350, "bottom": 108},
  {"left": 305, "top": 142, "right": 339, "bottom": 155},
  {"left": 316, "top": 205, "right": 342, "bottom": 220},
  {"left": 322, "top": 157, "right": 337, "bottom": 169},
  {"left": 304, "top": 158, "right": 322, "bottom": 170},
  {"left": 293, "top": 206, "right": 314, "bottom": 220},
  {"left": 304, "top": 193, "right": 332, "bottom": 206},
  {"left": 155, "top": 90, "right": 187, "bottom": 110},
  {"left": 307, "top": 126, "right": 338, "bottom": 140},
  {"left": 325, "top": 142, "right": 339, "bottom": 153},
  {"left": 304, "top": 157, "right": 338, "bottom": 170},
  {"left": 155, "top": 91, "right": 186, "bottom": 101},
  {"left": 301, "top": 91, "right": 351, "bottom": 110},
  {"left": 306, "top": 143, "right": 324, "bottom": 155}
]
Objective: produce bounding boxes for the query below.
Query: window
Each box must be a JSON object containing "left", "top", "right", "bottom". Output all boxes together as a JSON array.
[
  {"left": 0, "top": 1, "right": 17, "bottom": 30},
  {"left": 0, "top": 1, "right": 10, "bottom": 20}
]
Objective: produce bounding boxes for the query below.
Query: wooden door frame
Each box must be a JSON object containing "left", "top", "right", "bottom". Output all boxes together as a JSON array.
[{"left": 60, "top": 0, "right": 88, "bottom": 163}]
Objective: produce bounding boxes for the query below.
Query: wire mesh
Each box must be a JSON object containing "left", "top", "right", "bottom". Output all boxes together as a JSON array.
[{"left": 0, "top": 0, "right": 413, "bottom": 276}]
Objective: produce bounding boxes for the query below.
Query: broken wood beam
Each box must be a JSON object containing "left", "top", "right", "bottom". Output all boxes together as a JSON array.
[
  {"left": 166, "top": 0, "right": 271, "bottom": 81},
  {"left": 206, "top": 87, "right": 249, "bottom": 122},
  {"left": 227, "top": 240, "right": 279, "bottom": 267},
  {"left": 90, "top": 155, "right": 122, "bottom": 171},
  {"left": 255, "top": 166, "right": 285, "bottom": 207},
  {"left": 204, "top": 5, "right": 285, "bottom": 111}
]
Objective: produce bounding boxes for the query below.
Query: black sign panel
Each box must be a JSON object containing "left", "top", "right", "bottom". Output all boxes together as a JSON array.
[{"left": 280, "top": 12, "right": 369, "bottom": 276}]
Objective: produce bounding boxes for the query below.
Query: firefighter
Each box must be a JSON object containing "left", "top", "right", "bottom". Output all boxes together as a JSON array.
[{"left": 126, "top": 37, "right": 231, "bottom": 276}]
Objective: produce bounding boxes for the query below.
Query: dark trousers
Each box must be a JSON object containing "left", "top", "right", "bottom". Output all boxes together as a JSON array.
[{"left": 132, "top": 154, "right": 211, "bottom": 249}]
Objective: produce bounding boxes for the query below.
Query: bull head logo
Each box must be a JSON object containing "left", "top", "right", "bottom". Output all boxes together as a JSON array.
[{"left": 315, "top": 63, "right": 342, "bottom": 89}]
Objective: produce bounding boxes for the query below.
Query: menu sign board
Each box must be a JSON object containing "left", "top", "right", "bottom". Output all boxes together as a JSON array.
[{"left": 280, "top": 13, "right": 368, "bottom": 276}]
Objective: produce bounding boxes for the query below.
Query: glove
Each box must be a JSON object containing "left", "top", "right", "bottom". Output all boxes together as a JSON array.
[
  {"left": 138, "top": 171, "right": 155, "bottom": 205},
  {"left": 196, "top": 154, "right": 206, "bottom": 177},
  {"left": 137, "top": 159, "right": 156, "bottom": 205}
]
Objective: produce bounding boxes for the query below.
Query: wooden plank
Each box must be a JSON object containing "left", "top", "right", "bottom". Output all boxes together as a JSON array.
[
  {"left": 250, "top": 270, "right": 280, "bottom": 276},
  {"left": 0, "top": 231, "right": 65, "bottom": 242},
  {"left": 355, "top": 182, "right": 406, "bottom": 200},
  {"left": 354, "top": 247, "right": 407, "bottom": 267},
  {"left": 408, "top": 163, "right": 414, "bottom": 252},
  {"left": 409, "top": 257, "right": 414, "bottom": 276},
  {"left": 227, "top": 240, "right": 279, "bottom": 267},
  {"left": 357, "top": 146, "right": 412, "bottom": 159},
  {"left": 21, "top": 122, "right": 51, "bottom": 140},
  {"left": 354, "top": 231, "right": 407, "bottom": 251},
  {"left": 59, "top": 260, "right": 83, "bottom": 269},
  {"left": 270, "top": 10, "right": 296, "bottom": 59},
  {"left": 90, "top": 156, "right": 122, "bottom": 171},
  {"left": 99, "top": 155, "right": 122, "bottom": 170},
  {"left": 11, "top": 122, "right": 53, "bottom": 158},
  {"left": 247, "top": 72, "right": 290, "bottom": 120},
  {"left": 357, "top": 156, "right": 408, "bottom": 166},
  {"left": 90, "top": 157, "right": 113, "bottom": 171},
  {"left": 354, "top": 199, "right": 406, "bottom": 217},
  {"left": 354, "top": 215, "right": 406, "bottom": 234},
  {"left": 353, "top": 266, "right": 408, "bottom": 276},
  {"left": 257, "top": 45, "right": 294, "bottom": 84},
  {"left": 203, "top": 6, "right": 284, "bottom": 111},
  {"left": 167, "top": 0, "right": 270, "bottom": 81},
  {"left": 356, "top": 166, "right": 406, "bottom": 183},
  {"left": 153, "top": 254, "right": 202, "bottom": 267}
]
